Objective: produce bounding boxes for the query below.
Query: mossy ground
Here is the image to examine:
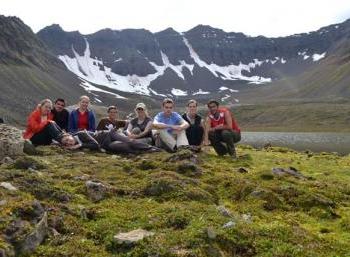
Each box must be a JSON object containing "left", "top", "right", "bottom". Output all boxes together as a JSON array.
[{"left": 1, "top": 145, "right": 350, "bottom": 256}]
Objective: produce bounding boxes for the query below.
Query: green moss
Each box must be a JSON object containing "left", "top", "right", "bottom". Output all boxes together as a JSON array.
[{"left": 1, "top": 145, "right": 350, "bottom": 256}]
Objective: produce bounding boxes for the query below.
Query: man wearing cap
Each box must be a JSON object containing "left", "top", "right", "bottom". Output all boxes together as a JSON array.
[
  {"left": 96, "top": 106, "right": 127, "bottom": 131},
  {"left": 153, "top": 98, "right": 189, "bottom": 152}
]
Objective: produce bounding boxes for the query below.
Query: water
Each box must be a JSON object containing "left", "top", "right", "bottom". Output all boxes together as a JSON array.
[{"left": 240, "top": 132, "right": 350, "bottom": 155}]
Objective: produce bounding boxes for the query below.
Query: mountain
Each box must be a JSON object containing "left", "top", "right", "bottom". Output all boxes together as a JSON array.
[
  {"left": 37, "top": 19, "right": 350, "bottom": 101},
  {"left": 0, "top": 15, "right": 87, "bottom": 124}
]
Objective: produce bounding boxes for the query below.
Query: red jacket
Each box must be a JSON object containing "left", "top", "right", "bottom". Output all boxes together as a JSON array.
[{"left": 23, "top": 109, "right": 53, "bottom": 139}]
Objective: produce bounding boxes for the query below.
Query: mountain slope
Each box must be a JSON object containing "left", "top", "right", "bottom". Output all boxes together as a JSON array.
[{"left": 0, "top": 16, "right": 86, "bottom": 124}]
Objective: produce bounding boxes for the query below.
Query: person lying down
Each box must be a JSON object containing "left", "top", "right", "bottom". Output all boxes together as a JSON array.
[{"left": 60, "top": 129, "right": 161, "bottom": 154}]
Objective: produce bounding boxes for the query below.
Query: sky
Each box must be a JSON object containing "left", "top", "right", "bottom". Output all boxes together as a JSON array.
[{"left": 1, "top": 0, "right": 350, "bottom": 37}]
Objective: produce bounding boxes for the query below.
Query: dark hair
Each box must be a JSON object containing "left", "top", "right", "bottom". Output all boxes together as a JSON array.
[
  {"left": 55, "top": 98, "right": 65, "bottom": 104},
  {"left": 107, "top": 106, "right": 117, "bottom": 112},
  {"left": 207, "top": 99, "right": 219, "bottom": 107},
  {"left": 162, "top": 98, "right": 174, "bottom": 106},
  {"left": 187, "top": 99, "right": 197, "bottom": 106}
]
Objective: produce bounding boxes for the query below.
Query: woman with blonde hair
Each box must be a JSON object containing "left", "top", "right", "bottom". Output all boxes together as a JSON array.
[
  {"left": 23, "top": 99, "right": 64, "bottom": 146},
  {"left": 68, "top": 95, "right": 96, "bottom": 133},
  {"left": 126, "top": 103, "right": 153, "bottom": 144}
]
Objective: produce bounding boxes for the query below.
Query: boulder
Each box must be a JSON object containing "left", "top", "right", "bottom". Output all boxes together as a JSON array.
[
  {"left": 0, "top": 182, "right": 17, "bottom": 191},
  {"left": 15, "top": 212, "right": 48, "bottom": 255},
  {"left": 5, "top": 213, "right": 48, "bottom": 256},
  {"left": 113, "top": 229, "right": 155, "bottom": 244},
  {"left": 85, "top": 181, "right": 108, "bottom": 202},
  {"left": 0, "top": 124, "right": 24, "bottom": 160}
]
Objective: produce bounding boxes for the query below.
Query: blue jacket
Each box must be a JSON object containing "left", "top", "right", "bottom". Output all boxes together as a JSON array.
[{"left": 68, "top": 109, "right": 96, "bottom": 133}]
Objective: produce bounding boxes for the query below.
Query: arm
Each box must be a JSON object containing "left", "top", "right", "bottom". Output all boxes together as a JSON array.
[
  {"left": 75, "top": 131, "right": 100, "bottom": 150},
  {"left": 134, "top": 120, "right": 153, "bottom": 138},
  {"left": 125, "top": 122, "right": 133, "bottom": 136},
  {"left": 68, "top": 111, "right": 77, "bottom": 133},
  {"left": 89, "top": 111, "right": 96, "bottom": 132},
  {"left": 152, "top": 120, "right": 172, "bottom": 129},
  {"left": 96, "top": 119, "right": 104, "bottom": 131},
  {"left": 28, "top": 111, "right": 49, "bottom": 133},
  {"left": 152, "top": 113, "right": 172, "bottom": 129},
  {"left": 203, "top": 116, "right": 211, "bottom": 145}
]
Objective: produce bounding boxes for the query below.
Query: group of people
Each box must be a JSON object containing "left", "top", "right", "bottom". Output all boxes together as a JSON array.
[{"left": 23, "top": 95, "right": 241, "bottom": 158}]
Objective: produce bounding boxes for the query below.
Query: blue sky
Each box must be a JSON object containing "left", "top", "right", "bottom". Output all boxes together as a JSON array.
[{"left": 1, "top": 0, "right": 350, "bottom": 37}]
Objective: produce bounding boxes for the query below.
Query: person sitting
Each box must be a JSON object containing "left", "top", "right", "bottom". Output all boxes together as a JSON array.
[
  {"left": 51, "top": 98, "right": 69, "bottom": 131},
  {"left": 153, "top": 98, "right": 189, "bottom": 152},
  {"left": 182, "top": 99, "right": 204, "bottom": 146},
  {"left": 60, "top": 129, "right": 159, "bottom": 154},
  {"left": 96, "top": 106, "right": 127, "bottom": 131},
  {"left": 23, "top": 99, "right": 64, "bottom": 146},
  {"left": 68, "top": 95, "right": 96, "bottom": 133},
  {"left": 125, "top": 103, "right": 153, "bottom": 144},
  {"left": 203, "top": 100, "right": 241, "bottom": 159}
]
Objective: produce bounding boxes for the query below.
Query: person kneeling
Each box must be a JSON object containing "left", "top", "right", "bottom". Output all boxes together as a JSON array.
[{"left": 203, "top": 100, "right": 241, "bottom": 159}]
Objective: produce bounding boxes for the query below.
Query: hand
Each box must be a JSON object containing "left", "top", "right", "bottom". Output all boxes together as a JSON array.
[
  {"left": 128, "top": 134, "right": 137, "bottom": 139},
  {"left": 171, "top": 125, "right": 183, "bottom": 131}
]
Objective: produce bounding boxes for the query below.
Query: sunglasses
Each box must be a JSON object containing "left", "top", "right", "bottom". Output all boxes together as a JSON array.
[{"left": 136, "top": 108, "right": 144, "bottom": 111}]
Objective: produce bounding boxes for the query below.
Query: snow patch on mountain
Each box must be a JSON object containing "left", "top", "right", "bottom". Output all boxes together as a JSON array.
[
  {"left": 79, "top": 81, "right": 126, "bottom": 99},
  {"left": 312, "top": 52, "right": 326, "bottom": 61},
  {"left": 160, "top": 52, "right": 194, "bottom": 79},
  {"left": 219, "top": 86, "right": 239, "bottom": 93},
  {"left": 171, "top": 88, "right": 188, "bottom": 96},
  {"left": 59, "top": 39, "right": 198, "bottom": 96},
  {"left": 183, "top": 37, "right": 271, "bottom": 84},
  {"left": 193, "top": 89, "right": 210, "bottom": 95}
]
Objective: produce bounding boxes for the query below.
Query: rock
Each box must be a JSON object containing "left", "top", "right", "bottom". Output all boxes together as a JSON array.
[
  {"left": 242, "top": 213, "right": 252, "bottom": 223},
  {"left": 272, "top": 167, "right": 305, "bottom": 179},
  {"left": 12, "top": 156, "right": 47, "bottom": 170},
  {"left": 14, "top": 212, "right": 48, "bottom": 255},
  {"left": 166, "top": 149, "right": 199, "bottom": 163},
  {"left": 74, "top": 174, "right": 90, "bottom": 181},
  {"left": 0, "top": 246, "right": 15, "bottom": 257},
  {"left": 1, "top": 157, "right": 14, "bottom": 165},
  {"left": 237, "top": 167, "right": 249, "bottom": 173},
  {"left": 23, "top": 140, "right": 39, "bottom": 155},
  {"left": 223, "top": 221, "right": 236, "bottom": 228},
  {"left": 0, "top": 200, "right": 7, "bottom": 206},
  {"left": 0, "top": 182, "right": 17, "bottom": 191},
  {"left": 216, "top": 205, "right": 231, "bottom": 217},
  {"left": 85, "top": 180, "right": 108, "bottom": 202},
  {"left": 263, "top": 143, "right": 272, "bottom": 149},
  {"left": 113, "top": 229, "right": 155, "bottom": 244},
  {"left": 15, "top": 200, "right": 44, "bottom": 222},
  {"left": 206, "top": 227, "right": 217, "bottom": 239},
  {"left": 176, "top": 162, "right": 202, "bottom": 177},
  {"left": 0, "top": 124, "right": 24, "bottom": 160}
]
